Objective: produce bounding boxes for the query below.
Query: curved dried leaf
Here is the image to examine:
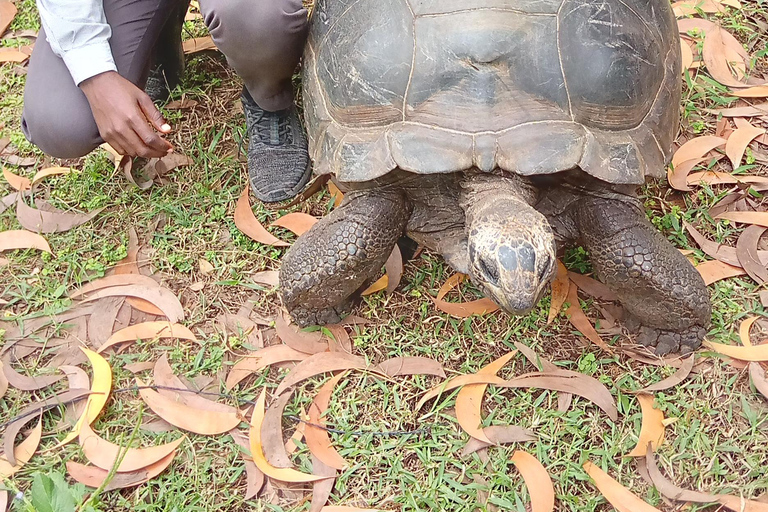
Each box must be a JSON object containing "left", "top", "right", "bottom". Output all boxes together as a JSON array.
[
  {"left": 461, "top": 425, "right": 536, "bottom": 456},
  {"left": 2, "top": 166, "right": 30, "bottom": 191},
  {"left": 16, "top": 195, "right": 102, "bottom": 233},
  {"left": 548, "top": 262, "right": 569, "bottom": 323},
  {"left": 80, "top": 285, "right": 184, "bottom": 323},
  {"left": 680, "top": 39, "right": 694, "bottom": 72},
  {"left": 0, "top": 490, "right": 6, "bottom": 512},
  {"left": 284, "top": 174, "right": 331, "bottom": 208},
  {"left": 583, "top": 460, "right": 661, "bottom": 512},
  {"left": 685, "top": 222, "right": 768, "bottom": 267},
  {"left": 249, "top": 389, "right": 333, "bottom": 482},
  {"left": 628, "top": 394, "right": 665, "bottom": 456},
  {"left": 433, "top": 273, "right": 500, "bottom": 318},
  {"left": 275, "top": 352, "right": 370, "bottom": 395},
  {"left": 672, "top": 0, "right": 727, "bottom": 16},
  {"left": 566, "top": 272, "right": 618, "bottom": 301},
  {"left": 416, "top": 374, "right": 508, "bottom": 410},
  {"left": 0, "top": 1, "right": 18, "bottom": 34},
  {"left": 0, "top": 362, "right": 7, "bottom": 400},
  {"left": 111, "top": 229, "right": 164, "bottom": 315},
  {"left": 749, "top": 362, "right": 768, "bottom": 401},
  {"left": 79, "top": 421, "right": 184, "bottom": 472},
  {"left": 225, "top": 345, "right": 310, "bottom": 390},
  {"left": 261, "top": 392, "right": 295, "bottom": 468},
  {"left": 718, "top": 211, "right": 768, "bottom": 228},
  {"left": 0, "top": 48, "right": 26, "bottom": 61},
  {"left": 736, "top": 225, "right": 768, "bottom": 284},
  {"left": 672, "top": 136, "right": 727, "bottom": 168},
  {"left": 230, "top": 428, "right": 265, "bottom": 499},
  {"left": 1, "top": 356, "right": 63, "bottom": 390},
  {"left": 153, "top": 354, "right": 237, "bottom": 414},
  {"left": 310, "top": 454, "right": 338, "bottom": 512},
  {"left": 385, "top": 245, "right": 403, "bottom": 294},
  {"left": 234, "top": 186, "right": 289, "bottom": 247},
  {"left": 565, "top": 285, "right": 613, "bottom": 353},
  {"left": 321, "top": 508, "right": 382, "bottom": 512},
  {"left": 362, "top": 275, "right": 388, "bottom": 296},
  {"left": 510, "top": 450, "right": 555, "bottom": 512},
  {"left": 98, "top": 321, "right": 197, "bottom": 353},
  {"left": 0, "top": 417, "right": 42, "bottom": 478},
  {"left": 270, "top": 212, "right": 318, "bottom": 236},
  {"left": 702, "top": 26, "right": 755, "bottom": 88},
  {"left": 137, "top": 377, "right": 240, "bottom": 434},
  {"left": 456, "top": 352, "right": 517, "bottom": 443},
  {"left": 70, "top": 273, "right": 159, "bottom": 299},
  {"left": 708, "top": 103, "right": 768, "bottom": 117},
  {"left": 513, "top": 341, "right": 573, "bottom": 412},
  {"left": 252, "top": 270, "right": 279, "bottom": 288},
  {"left": 377, "top": 356, "right": 446, "bottom": 378},
  {"left": 740, "top": 316, "right": 759, "bottom": 347},
  {"left": 726, "top": 124, "right": 766, "bottom": 169},
  {"left": 695, "top": 259, "right": 746, "bottom": 285},
  {"left": 182, "top": 35, "right": 216, "bottom": 54},
  {"left": 275, "top": 314, "right": 328, "bottom": 355},
  {"left": 60, "top": 365, "right": 89, "bottom": 426},
  {"left": 733, "top": 86, "right": 768, "bottom": 97},
  {"left": 705, "top": 341, "right": 768, "bottom": 361},
  {"left": 503, "top": 370, "right": 618, "bottom": 421},
  {"left": 637, "top": 355, "right": 695, "bottom": 393},
  {"left": 66, "top": 450, "right": 176, "bottom": 490},
  {"left": 31, "top": 166, "right": 74, "bottom": 188},
  {"left": 0, "top": 229, "right": 51, "bottom": 254},
  {"left": 306, "top": 373, "right": 348, "bottom": 470}
]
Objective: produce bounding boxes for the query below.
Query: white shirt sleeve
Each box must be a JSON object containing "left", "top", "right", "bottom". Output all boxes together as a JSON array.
[{"left": 36, "top": 0, "right": 118, "bottom": 85}]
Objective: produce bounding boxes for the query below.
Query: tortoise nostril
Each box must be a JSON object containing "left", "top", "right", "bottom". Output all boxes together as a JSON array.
[{"left": 478, "top": 256, "right": 500, "bottom": 285}]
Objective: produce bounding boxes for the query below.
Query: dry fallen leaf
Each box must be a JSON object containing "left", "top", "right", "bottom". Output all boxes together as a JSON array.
[
  {"left": 685, "top": 222, "right": 768, "bottom": 268},
  {"left": 136, "top": 377, "right": 241, "bottom": 435},
  {"left": 514, "top": 341, "right": 573, "bottom": 412},
  {"left": 225, "top": 345, "right": 310, "bottom": 390},
  {"left": 249, "top": 389, "right": 333, "bottom": 483},
  {"left": 736, "top": 225, "right": 768, "bottom": 284},
  {"left": 0, "top": 417, "right": 42, "bottom": 478},
  {"left": 432, "top": 273, "right": 499, "bottom": 318},
  {"left": 377, "top": 356, "right": 446, "bottom": 378},
  {"left": 565, "top": 284, "right": 613, "bottom": 353},
  {"left": 275, "top": 314, "right": 329, "bottom": 354},
  {"left": 637, "top": 355, "right": 695, "bottom": 393},
  {"left": 695, "top": 259, "right": 746, "bottom": 285},
  {"left": 97, "top": 321, "right": 197, "bottom": 353},
  {"left": 79, "top": 284, "right": 184, "bottom": 323},
  {"left": 0, "top": 355, "right": 63, "bottom": 391},
  {"left": 456, "top": 352, "right": 517, "bottom": 443},
  {"left": 0, "top": 1, "right": 18, "bottom": 35},
  {"left": 416, "top": 374, "right": 508, "bottom": 410},
  {"left": 270, "top": 212, "right": 318, "bottom": 236},
  {"left": 230, "top": 428, "right": 265, "bottom": 500},
  {"left": 66, "top": 450, "right": 176, "bottom": 490},
  {"left": 30, "top": 166, "right": 74, "bottom": 187},
  {"left": 234, "top": 186, "right": 289, "bottom": 247},
  {"left": 628, "top": 393, "right": 665, "bottom": 457},
  {"left": 182, "top": 35, "right": 217, "bottom": 54},
  {"left": 0, "top": 48, "right": 27, "bottom": 63},
  {"left": 16, "top": 195, "right": 102, "bottom": 233},
  {"left": 672, "top": 136, "right": 727, "bottom": 168},
  {"left": 361, "top": 274, "right": 388, "bottom": 296},
  {"left": 385, "top": 245, "right": 403, "bottom": 294},
  {"left": 510, "top": 450, "right": 556, "bottom": 512},
  {"left": 548, "top": 261, "right": 569, "bottom": 323},
  {"left": 717, "top": 211, "right": 768, "bottom": 228},
  {"left": 461, "top": 425, "right": 536, "bottom": 456},
  {"left": 701, "top": 26, "right": 756, "bottom": 88},
  {"left": 2, "top": 166, "right": 30, "bottom": 190},
  {"left": 732, "top": 85, "right": 768, "bottom": 97},
  {"left": 726, "top": 121, "right": 765, "bottom": 169},
  {"left": 305, "top": 373, "right": 348, "bottom": 470},
  {"left": 153, "top": 354, "right": 237, "bottom": 414},
  {"left": 275, "top": 352, "right": 371, "bottom": 395},
  {"left": 567, "top": 272, "right": 618, "bottom": 301},
  {"left": 583, "top": 460, "right": 662, "bottom": 512},
  {"left": 705, "top": 340, "right": 768, "bottom": 361}
]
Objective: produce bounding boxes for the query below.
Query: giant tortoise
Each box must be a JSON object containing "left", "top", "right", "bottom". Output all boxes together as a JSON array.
[{"left": 279, "top": 0, "right": 712, "bottom": 354}]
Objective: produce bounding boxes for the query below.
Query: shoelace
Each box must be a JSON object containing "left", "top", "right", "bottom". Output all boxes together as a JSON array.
[{"left": 246, "top": 102, "right": 294, "bottom": 146}]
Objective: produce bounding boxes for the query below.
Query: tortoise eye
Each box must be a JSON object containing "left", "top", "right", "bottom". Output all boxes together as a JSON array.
[{"left": 478, "top": 256, "right": 500, "bottom": 286}]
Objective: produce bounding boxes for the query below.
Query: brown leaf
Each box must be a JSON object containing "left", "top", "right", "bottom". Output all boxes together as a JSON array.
[
  {"left": 305, "top": 373, "right": 348, "bottom": 470},
  {"left": 695, "top": 259, "right": 746, "bottom": 285},
  {"left": 502, "top": 370, "right": 618, "bottom": 421},
  {"left": 672, "top": 136, "right": 727, "bottom": 168},
  {"left": 627, "top": 394, "right": 665, "bottom": 457},
  {"left": 702, "top": 26, "right": 756, "bottom": 88},
  {"left": 749, "top": 362, "right": 768, "bottom": 401},
  {"left": 510, "top": 450, "right": 556, "bottom": 512},
  {"left": 416, "top": 374, "right": 508, "bottom": 410},
  {"left": 136, "top": 377, "right": 241, "bottom": 435},
  {"left": 0, "top": 48, "right": 27, "bottom": 63},
  {"left": 66, "top": 450, "right": 176, "bottom": 490},
  {"left": 0, "top": 229, "right": 51, "bottom": 253},
  {"left": 252, "top": 270, "right": 279, "bottom": 287},
  {"left": 270, "top": 212, "right": 318, "bottom": 236},
  {"left": 275, "top": 314, "right": 328, "bottom": 354},
  {"left": 310, "top": 454, "right": 338, "bottom": 512},
  {"left": 736, "top": 225, "right": 768, "bottom": 284},
  {"left": 16, "top": 195, "right": 102, "bottom": 233},
  {"left": 733, "top": 86, "right": 768, "bottom": 97},
  {"left": 225, "top": 345, "right": 310, "bottom": 390},
  {"left": 326, "top": 324, "right": 353, "bottom": 354},
  {"left": 86, "top": 297, "right": 124, "bottom": 348},
  {"left": 583, "top": 460, "right": 661, "bottom": 512},
  {"left": 566, "top": 272, "right": 618, "bottom": 301},
  {"left": 31, "top": 166, "right": 74, "bottom": 188},
  {"left": 461, "top": 425, "right": 536, "bottom": 456},
  {"left": 230, "top": 428, "right": 265, "bottom": 499},
  {"left": 0, "top": 417, "right": 42, "bottom": 478},
  {"left": 705, "top": 340, "right": 768, "bottom": 361},
  {"left": 261, "top": 392, "right": 294, "bottom": 468},
  {"left": 153, "top": 354, "right": 237, "bottom": 414},
  {"left": 111, "top": 228, "right": 165, "bottom": 315},
  {"left": 79, "top": 285, "right": 184, "bottom": 323},
  {"left": 125, "top": 361, "right": 155, "bottom": 373},
  {"left": 79, "top": 421, "right": 184, "bottom": 472},
  {"left": 165, "top": 98, "right": 198, "bottom": 110},
  {"left": 718, "top": 211, "right": 768, "bottom": 228},
  {"left": 1, "top": 356, "right": 63, "bottom": 391},
  {"left": 456, "top": 352, "right": 517, "bottom": 443},
  {"left": 672, "top": 0, "right": 727, "bottom": 16},
  {"left": 0, "top": 490, "right": 6, "bottom": 511},
  {"left": 249, "top": 389, "right": 333, "bottom": 483},
  {"left": 513, "top": 342, "right": 573, "bottom": 412},
  {"left": 2, "top": 166, "right": 30, "bottom": 190},
  {"left": 234, "top": 186, "right": 289, "bottom": 247},
  {"left": 0, "top": 362, "right": 7, "bottom": 400},
  {"left": 726, "top": 122, "right": 766, "bottom": 169},
  {"left": 377, "top": 356, "right": 446, "bottom": 378},
  {"left": 98, "top": 321, "right": 197, "bottom": 353},
  {"left": 433, "top": 273, "right": 500, "bottom": 318},
  {"left": 0, "top": 1, "right": 17, "bottom": 34},
  {"left": 283, "top": 174, "right": 331, "bottom": 208},
  {"left": 637, "top": 355, "right": 695, "bottom": 393},
  {"left": 565, "top": 285, "right": 613, "bottom": 353},
  {"left": 275, "top": 352, "right": 371, "bottom": 395},
  {"left": 684, "top": 222, "right": 767, "bottom": 267},
  {"left": 154, "top": 153, "right": 193, "bottom": 177},
  {"left": 182, "top": 35, "right": 216, "bottom": 54},
  {"left": 644, "top": 450, "right": 768, "bottom": 511},
  {"left": 708, "top": 103, "right": 768, "bottom": 117},
  {"left": 548, "top": 261, "right": 569, "bottom": 323},
  {"left": 217, "top": 313, "right": 262, "bottom": 348},
  {"left": 385, "top": 245, "right": 403, "bottom": 294}
]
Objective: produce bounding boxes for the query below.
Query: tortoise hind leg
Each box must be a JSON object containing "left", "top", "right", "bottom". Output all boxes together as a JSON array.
[
  {"left": 280, "top": 190, "right": 412, "bottom": 327},
  {"left": 574, "top": 197, "right": 711, "bottom": 354}
]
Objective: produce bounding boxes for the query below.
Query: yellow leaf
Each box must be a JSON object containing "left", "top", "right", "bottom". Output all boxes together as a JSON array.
[{"left": 583, "top": 460, "right": 662, "bottom": 512}]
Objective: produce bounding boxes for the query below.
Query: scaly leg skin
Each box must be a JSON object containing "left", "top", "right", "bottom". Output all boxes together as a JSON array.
[
  {"left": 575, "top": 197, "right": 711, "bottom": 355},
  {"left": 279, "top": 190, "right": 412, "bottom": 327}
]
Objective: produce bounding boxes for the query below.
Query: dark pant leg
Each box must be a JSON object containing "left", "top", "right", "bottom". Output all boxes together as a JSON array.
[
  {"left": 21, "top": 0, "right": 182, "bottom": 158},
  {"left": 200, "top": 0, "right": 309, "bottom": 112}
]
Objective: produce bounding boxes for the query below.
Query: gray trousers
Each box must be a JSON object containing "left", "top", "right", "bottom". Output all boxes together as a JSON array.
[{"left": 21, "top": 0, "right": 309, "bottom": 158}]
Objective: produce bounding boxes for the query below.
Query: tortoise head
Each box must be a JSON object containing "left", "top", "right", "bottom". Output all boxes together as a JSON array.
[{"left": 466, "top": 200, "right": 557, "bottom": 315}]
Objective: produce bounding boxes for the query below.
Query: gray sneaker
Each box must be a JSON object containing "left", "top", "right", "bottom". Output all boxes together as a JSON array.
[{"left": 242, "top": 88, "right": 311, "bottom": 203}]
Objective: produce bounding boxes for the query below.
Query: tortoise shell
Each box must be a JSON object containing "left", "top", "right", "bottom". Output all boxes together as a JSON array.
[{"left": 303, "top": 0, "right": 681, "bottom": 185}]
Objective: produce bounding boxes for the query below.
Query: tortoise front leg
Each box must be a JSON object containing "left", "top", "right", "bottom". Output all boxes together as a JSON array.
[
  {"left": 280, "top": 190, "right": 412, "bottom": 327},
  {"left": 575, "top": 197, "right": 711, "bottom": 354}
]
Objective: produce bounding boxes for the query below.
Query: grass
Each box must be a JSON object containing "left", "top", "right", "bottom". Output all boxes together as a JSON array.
[{"left": 2, "top": 0, "right": 768, "bottom": 511}]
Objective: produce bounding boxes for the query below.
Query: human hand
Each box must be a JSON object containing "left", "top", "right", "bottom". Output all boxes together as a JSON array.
[{"left": 80, "top": 71, "right": 173, "bottom": 158}]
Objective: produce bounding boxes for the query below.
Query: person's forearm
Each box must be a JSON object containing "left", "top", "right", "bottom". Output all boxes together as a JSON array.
[{"left": 36, "top": 0, "right": 117, "bottom": 85}]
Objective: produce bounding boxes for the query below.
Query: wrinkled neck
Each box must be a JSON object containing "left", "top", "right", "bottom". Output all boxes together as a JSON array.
[{"left": 460, "top": 172, "right": 539, "bottom": 221}]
